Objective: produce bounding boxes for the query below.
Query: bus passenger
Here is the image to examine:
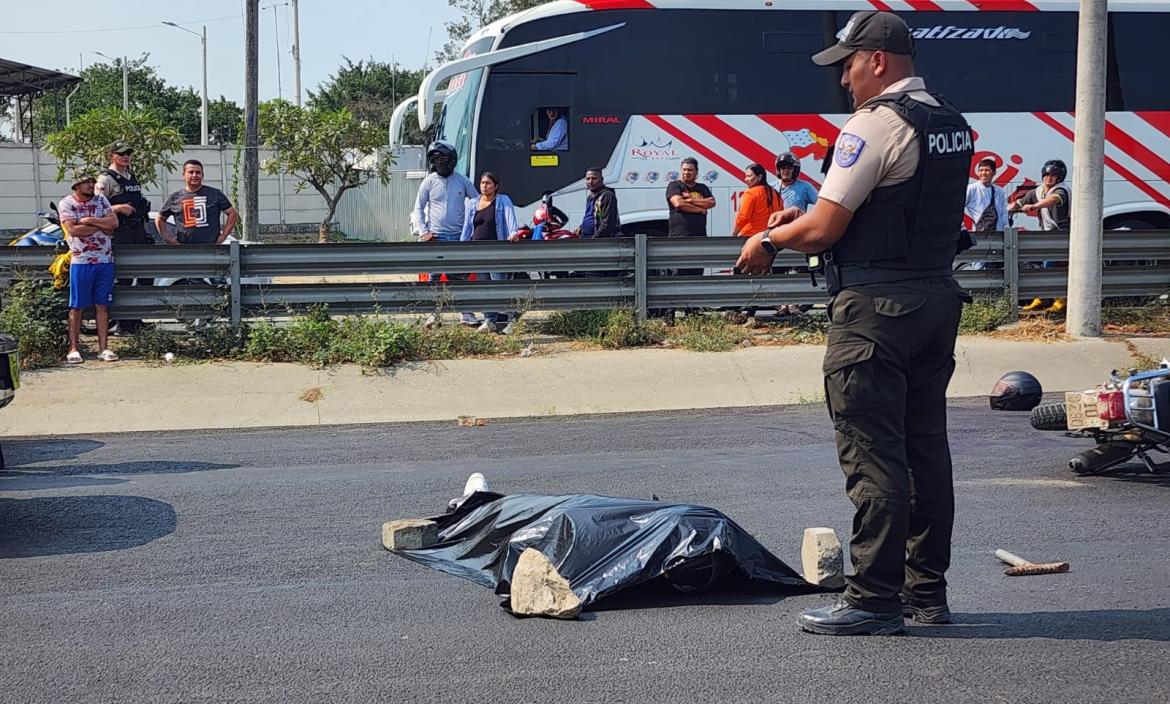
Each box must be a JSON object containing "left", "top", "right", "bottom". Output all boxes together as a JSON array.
[
  {"left": 531, "top": 107, "right": 569, "bottom": 151},
  {"left": 575, "top": 168, "right": 621, "bottom": 239}
]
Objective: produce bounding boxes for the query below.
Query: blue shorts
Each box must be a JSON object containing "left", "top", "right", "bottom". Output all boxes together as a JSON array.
[{"left": 69, "top": 263, "right": 115, "bottom": 309}]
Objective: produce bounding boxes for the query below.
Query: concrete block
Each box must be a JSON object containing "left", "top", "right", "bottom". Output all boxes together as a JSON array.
[
  {"left": 381, "top": 519, "right": 438, "bottom": 551},
  {"left": 510, "top": 548, "right": 581, "bottom": 619},
  {"left": 801, "top": 527, "right": 845, "bottom": 589}
]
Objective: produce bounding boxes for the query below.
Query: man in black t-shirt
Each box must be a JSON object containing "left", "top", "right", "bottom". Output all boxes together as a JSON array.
[
  {"left": 666, "top": 157, "right": 715, "bottom": 238},
  {"left": 155, "top": 159, "right": 238, "bottom": 245},
  {"left": 665, "top": 158, "right": 716, "bottom": 278}
]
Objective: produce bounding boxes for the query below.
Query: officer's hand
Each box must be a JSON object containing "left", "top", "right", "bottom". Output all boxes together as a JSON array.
[
  {"left": 735, "top": 234, "right": 776, "bottom": 276},
  {"left": 112, "top": 203, "right": 135, "bottom": 216},
  {"left": 767, "top": 206, "right": 803, "bottom": 229},
  {"left": 419, "top": 232, "right": 436, "bottom": 242}
]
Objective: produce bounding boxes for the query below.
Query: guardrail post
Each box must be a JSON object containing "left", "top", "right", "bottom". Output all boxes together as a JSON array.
[
  {"left": 634, "top": 232, "right": 648, "bottom": 322},
  {"left": 229, "top": 239, "right": 242, "bottom": 326},
  {"left": 1004, "top": 227, "right": 1019, "bottom": 315}
]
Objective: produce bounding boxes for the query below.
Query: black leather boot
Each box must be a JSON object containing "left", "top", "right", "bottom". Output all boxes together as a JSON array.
[{"left": 798, "top": 599, "right": 905, "bottom": 635}]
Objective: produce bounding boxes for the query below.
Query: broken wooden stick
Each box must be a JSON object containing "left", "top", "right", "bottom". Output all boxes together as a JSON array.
[{"left": 994, "top": 549, "right": 1070, "bottom": 576}]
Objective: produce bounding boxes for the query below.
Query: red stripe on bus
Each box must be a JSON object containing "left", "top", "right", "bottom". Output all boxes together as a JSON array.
[
  {"left": 1136, "top": 111, "right": 1170, "bottom": 142},
  {"left": 643, "top": 115, "right": 746, "bottom": 181},
  {"left": 967, "top": 1, "right": 1040, "bottom": 11},
  {"left": 903, "top": 0, "right": 944, "bottom": 10},
  {"left": 575, "top": 0, "right": 655, "bottom": 8},
  {"left": 1032, "top": 112, "right": 1170, "bottom": 209},
  {"left": 869, "top": 1, "right": 894, "bottom": 11},
  {"left": 1102, "top": 120, "right": 1170, "bottom": 191},
  {"left": 687, "top": 115, "right": 786, "bottom": 176}
]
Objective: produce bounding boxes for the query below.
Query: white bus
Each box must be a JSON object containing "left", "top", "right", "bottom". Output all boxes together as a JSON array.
[{"left": 391, "top": 0, "right": 1170, "bottom": 236}]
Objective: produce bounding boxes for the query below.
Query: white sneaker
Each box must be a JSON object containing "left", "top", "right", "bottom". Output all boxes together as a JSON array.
[
  {"left": 502, "top": 322, "right": 516, "bottom": 335},
  {"left": 476, "top": 321, "right": 495, "bottom": 334},
  {"left": 423, "top": 314, "right": 437, "bottom": 329},
  {"left": 463, "top": 472, "right": 490, "bottom": 494}
]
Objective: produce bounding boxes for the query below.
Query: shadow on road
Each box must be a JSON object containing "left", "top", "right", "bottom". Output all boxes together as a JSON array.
[
  {"left": 0, "top": 495, "right": 176, "bottom": 558},
  {"left": 1, "top": 460, "right": 238, "bottom": 491},
  {"left": 2, "top": 438, "right": 104, "bottom": 465},
  {"left": 917, "top": 608, "right": 1170, "bottom": 641},
  {"left": 586, "top": 576, "right": 819, "bottom": 615}
]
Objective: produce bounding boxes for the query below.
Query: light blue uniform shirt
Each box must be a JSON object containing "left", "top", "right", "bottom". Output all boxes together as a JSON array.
[{"left": 780, "top": 179, "right": 818, "bottom": 213}]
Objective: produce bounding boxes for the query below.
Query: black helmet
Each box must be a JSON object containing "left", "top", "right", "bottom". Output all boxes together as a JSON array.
[
  {"left": 776, "top": 151, "right": 801, "bottom": 180},
  {"left": 1041, "top": 159, "right": 1067, "bottom": 182},
  {"left": 990, "top": 371, "right": 1043, "bottom": 411},
  {"left": 426, "top": 141, "right": 457, "bottom": 176}
]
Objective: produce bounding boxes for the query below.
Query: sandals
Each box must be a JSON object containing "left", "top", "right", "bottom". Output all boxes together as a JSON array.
[
  {"left": 66, "top": 350, "right": 83, "bottom": 364},
  {"left": 98, "top": 349, "right": 119, "bottom": 362}
]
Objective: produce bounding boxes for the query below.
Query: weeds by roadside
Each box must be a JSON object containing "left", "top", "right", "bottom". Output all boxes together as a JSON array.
[
  {"left": 0, "top": 279, "right": 69, "bottom": 369},
  {"left": 959, "top": 291, "right": 1016, "bottom": 333}
]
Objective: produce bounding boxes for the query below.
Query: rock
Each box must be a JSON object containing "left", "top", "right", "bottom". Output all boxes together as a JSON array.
[
  {"left": 509, "top": 548, "right": 581, "bottom": 619},
  {"left": 382, "top": 519, "right": 438, "bottom": 551},
  {"left": 801, "top": 527, "right": 845, "bottom": 589}
]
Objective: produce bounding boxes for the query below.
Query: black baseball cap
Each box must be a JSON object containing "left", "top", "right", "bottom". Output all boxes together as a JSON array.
[
  {"left": 812, "top": 11, "right": 915, "bottom": 66},
  {"left": 108, "top": 141, "right": 133, "bottom": 155}
]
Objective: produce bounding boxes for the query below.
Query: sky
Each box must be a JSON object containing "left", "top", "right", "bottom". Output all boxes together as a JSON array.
[{"left": 2, "top": 0, "right": 463, "bottom": 104}]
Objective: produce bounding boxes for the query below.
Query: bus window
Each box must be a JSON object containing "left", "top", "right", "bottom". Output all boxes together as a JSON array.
[
  {"left": 532, "top": 107, "right": 570, "bottom": 151},
  {"left": 435, "top": 68, "right": 485, "bottom": 175},
  {"left": 1109, "top": 13, "right": 1169, "bottom": 111}
]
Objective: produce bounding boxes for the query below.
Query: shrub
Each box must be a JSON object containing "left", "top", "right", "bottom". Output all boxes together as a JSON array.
[
  {"left": 0, "top": 280, "right": 69, "bottom": 369},
  {"left": 960, "top": 291, "right": 1016, "bottom": 333}
]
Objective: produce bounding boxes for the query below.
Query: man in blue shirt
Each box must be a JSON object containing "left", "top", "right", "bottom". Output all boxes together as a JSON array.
[
  {"left": 776, "top": 152, "right": 818, "bottom": 212},
  {"left": 531, "top": 107, "right": 569, "bottom": 152},
  {"left": 413, "top": 142, "right": 479, "bottom": 325}
]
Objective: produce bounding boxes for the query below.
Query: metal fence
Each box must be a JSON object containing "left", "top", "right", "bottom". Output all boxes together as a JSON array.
[
  {"left": 333, "top": 172, "right": 424, "bottom": 242},
  {"left": 1, "top": 228, "right": 1167, "bottom": 324}
]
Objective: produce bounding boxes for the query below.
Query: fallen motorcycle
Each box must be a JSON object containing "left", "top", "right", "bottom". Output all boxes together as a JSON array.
[{"left": 1030, "top": 360, "right": 1170, "bottom": 475}]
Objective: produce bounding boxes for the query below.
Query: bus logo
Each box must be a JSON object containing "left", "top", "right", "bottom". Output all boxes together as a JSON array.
[
  {"left": 630, "top": 137, "right": 679, "bottom": 161},
  {"left": 911, "top": 26, "right": 1032, "bottom": 40},
  {"left": 582, "top": 116, "right": 623, "bottom": 124}
]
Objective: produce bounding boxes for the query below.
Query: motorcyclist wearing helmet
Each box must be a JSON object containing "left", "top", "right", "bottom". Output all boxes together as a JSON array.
[
  {"left": 775, "top": 151, "right": 818, "bottom": 213},
  {"left": 413, "top": 142, "right": 480, "bottom": 326},
  {"left": 1009, "top": 159, "right": 1070, "bottom": 313},
  {"left": 413, "top": 142, "right": 478, "bottom": 243},
  {"left": 1008, "top": 159, "right": 1069, "bottom": 231}
]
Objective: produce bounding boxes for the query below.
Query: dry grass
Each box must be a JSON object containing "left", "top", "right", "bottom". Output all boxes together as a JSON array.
[
  {"left": 983, "top": 317, "right": 1071, "bottom": 342},
  {"left": 1123, "top": 339, "right": 1162, "bottom": 371},
  {"left": 299, "top": 386, "right": 324, "bottom": 403}
]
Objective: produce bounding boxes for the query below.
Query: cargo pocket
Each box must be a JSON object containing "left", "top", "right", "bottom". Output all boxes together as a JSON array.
[
  {"left": 823, "top": 339, "right": 878, "bottom": 420},
  {"left": 873, "top": 293, "right": 926, "bottom": 318}
]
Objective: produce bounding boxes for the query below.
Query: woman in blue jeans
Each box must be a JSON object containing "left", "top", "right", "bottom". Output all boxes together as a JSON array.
[{"left": 461, "top": 172, "right": 520, "bottom": 333}]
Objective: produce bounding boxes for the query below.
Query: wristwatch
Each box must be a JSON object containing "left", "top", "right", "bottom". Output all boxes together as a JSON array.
[{"left": 758, "top": 233, "right": 778, "bottom": 254}]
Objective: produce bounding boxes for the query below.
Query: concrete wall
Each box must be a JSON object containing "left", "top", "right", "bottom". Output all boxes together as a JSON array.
[{"left": 0, "top": 143, "right": 330, "bottom": 232}]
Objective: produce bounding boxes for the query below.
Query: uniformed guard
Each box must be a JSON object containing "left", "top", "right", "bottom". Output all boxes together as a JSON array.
[
  {"left": 96, "top": 142, "right": 152, "bottom": 247},
  {"left": 95, "top": 141, "right": 153, "bottom": 334},
  {"left": 736, "top": 10, "right": 974, "bottom": 636}
]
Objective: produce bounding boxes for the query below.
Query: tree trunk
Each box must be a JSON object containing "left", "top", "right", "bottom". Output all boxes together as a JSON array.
[{"left": 319, "top": 202, "right": 338, "bottom": 243}]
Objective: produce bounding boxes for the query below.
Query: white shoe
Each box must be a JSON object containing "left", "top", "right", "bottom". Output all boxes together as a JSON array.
[
  {"left": 98, "top": 349, "right": 118, "bottom": 362},
  {"left": 463, "top": 472, "right": 489, "bottom": 495},
  {"left": 476, "top": 321, "right": 495, "bottom": 334},
  {"left": 423, "top": 314, "right": 437, "bottom": 329},
  {"left": 502, "top": 322, "right": 516, "bottom": 335}
]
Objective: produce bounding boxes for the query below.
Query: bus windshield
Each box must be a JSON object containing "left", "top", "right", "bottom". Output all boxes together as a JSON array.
[{"left": 434, "top": 68, "right": 484, "bottom": 176}]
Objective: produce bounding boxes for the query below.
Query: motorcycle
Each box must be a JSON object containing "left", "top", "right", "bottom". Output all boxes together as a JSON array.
[{"left": 1030, "top": 360, "right": 1170, "bottom": 475}]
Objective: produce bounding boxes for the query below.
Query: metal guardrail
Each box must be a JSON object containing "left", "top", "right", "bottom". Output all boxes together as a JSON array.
[{"left": 1, "top": 228, "right": 1167, "bottom": 324}]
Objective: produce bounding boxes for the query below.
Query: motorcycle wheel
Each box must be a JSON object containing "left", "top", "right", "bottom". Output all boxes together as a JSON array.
[{"left": 1029, "top": 402, "right": 1068, "bottom": 431}]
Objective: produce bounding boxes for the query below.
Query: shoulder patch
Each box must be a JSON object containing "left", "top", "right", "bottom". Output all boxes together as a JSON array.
[{"left": 834, "top": 133, "right": 866, "bottom": 168}]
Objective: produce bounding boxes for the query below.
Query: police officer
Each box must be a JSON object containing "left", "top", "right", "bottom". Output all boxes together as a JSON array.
[
  {"left": 95, "top": 141, "right": 152, "bottom": 333},
  {"left": 736, "top": 11, "right": 973, "bottom": 636}
]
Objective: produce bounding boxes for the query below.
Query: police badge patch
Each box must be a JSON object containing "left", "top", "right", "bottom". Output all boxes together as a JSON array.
[{"left": 834, "top": 133, "right": 866, "bottom": 168}]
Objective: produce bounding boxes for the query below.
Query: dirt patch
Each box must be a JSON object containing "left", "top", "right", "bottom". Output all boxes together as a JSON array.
[{"left": 299, "top": 386, "right": 324, "bottom": 403}]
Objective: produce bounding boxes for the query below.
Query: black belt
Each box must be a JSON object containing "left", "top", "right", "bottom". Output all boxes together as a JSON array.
[{"left": 830, "top": 263, "right": 954, "bottom": 294}]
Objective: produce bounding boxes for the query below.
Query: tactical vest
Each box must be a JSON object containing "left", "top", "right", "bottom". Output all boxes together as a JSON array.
[
  {"left": 100, "top": 168, "right": 150, "bottom": 244},
  {"left": 825, "top": 92, "right": 973, "bottom": 294}
]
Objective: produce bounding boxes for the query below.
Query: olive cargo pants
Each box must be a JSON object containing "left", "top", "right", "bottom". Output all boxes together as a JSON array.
[{"left": 822, "top": 277, "right": 967, "bottom": 612}]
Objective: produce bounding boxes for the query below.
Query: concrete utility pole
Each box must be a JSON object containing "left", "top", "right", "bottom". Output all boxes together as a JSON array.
[
  {"left": 94, "top": 52, "right": 128, "bottom": 109},
  {"left": 292, "top": 0, "right": 302, "bottom": 106},
  {"left": 244, "top": 0, "right": 261, "bottom": 242},
  {"left": 1067, "top": 0, "right": 1107, "bottom": 337},
  {"left": 162, "top": 22, "right": 209, "bottom": 145}
]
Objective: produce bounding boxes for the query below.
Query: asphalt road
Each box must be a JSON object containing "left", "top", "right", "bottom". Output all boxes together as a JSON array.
[{"left": 2, "top": 401, "right": 1168, "bottom": 704}]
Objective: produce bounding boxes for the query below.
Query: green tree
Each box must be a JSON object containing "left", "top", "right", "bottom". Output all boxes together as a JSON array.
[
  {"left": 42, "top": 108, "right": 184, "bottom": 187},
  {"left": 309, "top": 57, "right": 428, "bottom": 144},
  {"left": 438, "top": 0, "right": 550, "bottom": 61},
  {"left": 208, "top": 97, "right": 244, "bottom": 143},
  {"left": 258, "top": 100, "right": 393, "bottom": 243},
  {"left": 33, "top": 57, "right": 243, "bottom": 145}
]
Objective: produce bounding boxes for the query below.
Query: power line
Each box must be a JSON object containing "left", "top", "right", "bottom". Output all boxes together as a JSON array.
[{"left": 0, "top": 14, "right": 240, "bottom": 35}]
